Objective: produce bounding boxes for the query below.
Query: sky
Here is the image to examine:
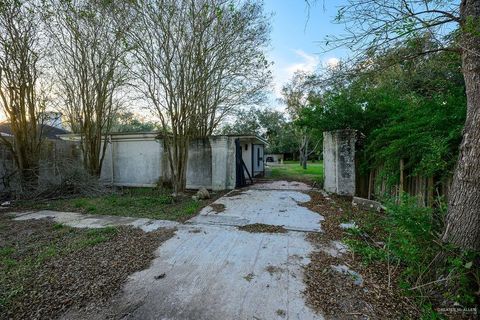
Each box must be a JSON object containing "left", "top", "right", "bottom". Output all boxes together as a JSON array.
[
  {"left": 0, "top": 0, "right": 349, "bottom": 122},
  {"left": 263, "top": 0, "right": 348, "bottom": 109}
]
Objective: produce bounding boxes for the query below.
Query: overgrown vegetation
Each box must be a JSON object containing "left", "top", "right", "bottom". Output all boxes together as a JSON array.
[
  {"left": 26, "top": 161, "right": 105, "bottom": 200},
  {"left": 3, "top": 160, "right": 106, "bottom": 201},
  {"left": 17, "top": 187, "right": 210, "bottom": 222},
  {"left": 302, "top": 192, "right": 419, "bottom": 318},
  {"left": 314, "top": 0, "right": 480, "bottom": 254},
  {"left": 342, "top": 196, "right": 479, "bottom": 317},
  {"left": 296, "top": 40, "right": 465, "bottom": 185}
]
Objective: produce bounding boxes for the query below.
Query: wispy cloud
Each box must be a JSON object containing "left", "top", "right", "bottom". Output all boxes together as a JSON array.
[
  {"left": 285, "top": 49, "right": 320, "bottom": 75},
  {"left": 272, "top": 49, "right": 320, "bottom": 99},
  {"left": 325, "top": 57, "right": 340, "bottom": 68}
]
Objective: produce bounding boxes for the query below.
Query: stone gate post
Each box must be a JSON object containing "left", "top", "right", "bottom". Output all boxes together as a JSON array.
[{"left": 323, "top": 129, "right": 356, "bottom": 196}]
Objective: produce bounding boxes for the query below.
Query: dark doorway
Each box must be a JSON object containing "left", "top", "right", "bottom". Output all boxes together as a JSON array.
[{"left": 235, "top": 139, "right": 252, "bottom": 188}]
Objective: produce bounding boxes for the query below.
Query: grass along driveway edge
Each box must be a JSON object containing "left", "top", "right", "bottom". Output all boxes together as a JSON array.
[{"left": 14, "top": 187, "right": 226, "bottom": 222}]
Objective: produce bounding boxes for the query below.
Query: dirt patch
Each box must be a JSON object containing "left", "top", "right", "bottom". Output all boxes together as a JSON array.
[
  {"left": 244, "top": 273, "right": 255, "bottom": 282},
  {"left": 227, "top": 189, "right": 247, "bottom": 197},
  {"left": 238, "top": 223, "right": 287, "bottom": 234},
  {"left": 265, "top": 265, "right": 283, "bottom": 275},
  {"left": 0, "top": 214, "right": 175, "bottom": 320},
  {"left": 301, "top": 192, "right": 352, "bottom": 244},
  {"left": 301, "top": 192, "right": 420, "bottom": 319},
  {"left": 209, "top": 203, "right": 226, "bottom": 214},
  {"left": 276, "top": 309, "right": 286, "bottom": 317}
]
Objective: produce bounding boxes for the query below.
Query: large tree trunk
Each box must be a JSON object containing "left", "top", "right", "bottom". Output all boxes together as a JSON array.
[
  {"left": 442, "top": 0, "right": 480, "bottom": 251},
  {"left": 299, "top": 135, "right": 307, "bottom": 169},
  {"left": 165, "top": 136, "right": 189, "bottom": 196}
]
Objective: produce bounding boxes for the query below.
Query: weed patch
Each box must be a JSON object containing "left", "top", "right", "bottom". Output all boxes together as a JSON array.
[
  {"left": 15, "top": 187, "right": 216, "bottom": 222},
  {"left": 342, "top": 195, "right": 480, "bottom": 317}
]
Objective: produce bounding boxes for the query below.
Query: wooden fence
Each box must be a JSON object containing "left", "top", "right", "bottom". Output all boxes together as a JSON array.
[{"left": 355, "top": 159, "right": 452, "bottom": 207}]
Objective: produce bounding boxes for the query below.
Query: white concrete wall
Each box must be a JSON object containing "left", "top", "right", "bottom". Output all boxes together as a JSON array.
[
  {"left": 210, "top": 136, "right": 236, "bottom": 190},
  {"left": 100, "top": 134, "right": 262, "bottom": 190},
  {"left": 101, "top": 136, "right": 164, "bottom": 187},
  {"left": 323, "top": 130, "right": 356, "bottom": 196},
  {"left": 186, "top": 139, "right": 212, "bottom": 189}
]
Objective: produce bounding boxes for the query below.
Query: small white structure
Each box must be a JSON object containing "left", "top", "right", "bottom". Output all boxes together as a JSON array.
[
  {"left": 90, "top": 133, "right": 266, "bottom": 191},
  {"left": 265, "top": 153, "right": 284, "bottom": 163}
]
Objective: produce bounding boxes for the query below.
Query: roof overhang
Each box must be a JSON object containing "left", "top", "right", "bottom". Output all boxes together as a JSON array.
[
  {"left": 57, "top": 132, "right": 268, "bottom": 145},
  {"left": 232, "top": 135, "right": 268, "bottom": 145}
]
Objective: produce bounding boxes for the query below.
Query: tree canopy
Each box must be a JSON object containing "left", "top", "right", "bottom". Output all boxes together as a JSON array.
[
  {"left": 219, "top": 107, "right": 298, "bottom": 154},
  {"left": 297, "top": 36, "right": 465, "bottom": 181}
]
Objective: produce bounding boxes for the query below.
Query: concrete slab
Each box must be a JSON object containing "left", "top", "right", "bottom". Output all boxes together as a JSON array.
[
  {"left": 100, "top": 224, "right": 322, "bottom": 320},
  {"left": 189, "top": 189, "right": 323, "bottom": 233},
  {"left": 12, "top": 210, "right": 179, "bottom": 232}
]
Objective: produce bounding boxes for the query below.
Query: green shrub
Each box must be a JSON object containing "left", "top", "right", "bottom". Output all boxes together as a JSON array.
[
  {"left": 383, "top": 196, "right": 437, "bottom": 283},
  {"left": 345, "top": 195, "right": 479, "bottom": 315}
]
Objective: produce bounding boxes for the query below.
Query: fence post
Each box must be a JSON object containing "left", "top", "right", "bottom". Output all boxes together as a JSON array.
[
  {"left": 368, "top": 170, "right": 373, "bottom": 199},
  {"left": 399, "top": 159, "right": 404, "bottom": 196}
]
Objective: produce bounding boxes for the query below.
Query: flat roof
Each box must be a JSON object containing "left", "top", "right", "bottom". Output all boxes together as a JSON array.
[{"left": 57, "top": 132, "right": 268, "bottom": 145}]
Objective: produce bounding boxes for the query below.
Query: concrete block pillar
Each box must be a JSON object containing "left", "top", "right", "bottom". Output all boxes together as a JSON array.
[
  {"left": 210, "top": 136, "right": 236, "bottom": 190},
  {"left": 323, "top": 130, "right": 356, "bottom": 196}
]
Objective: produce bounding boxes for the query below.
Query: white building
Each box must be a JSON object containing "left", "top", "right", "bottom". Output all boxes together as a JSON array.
[{"left": 61, "top": 133, "right": 266, "bottom": 190}]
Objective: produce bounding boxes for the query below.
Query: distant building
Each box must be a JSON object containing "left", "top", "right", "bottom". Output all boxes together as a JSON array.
[
  {"left": 0, "top": 122, "right": 68, "bottom": 140},
  {"left": 265, "top": 153, "right": 284, "bottom": 163}
]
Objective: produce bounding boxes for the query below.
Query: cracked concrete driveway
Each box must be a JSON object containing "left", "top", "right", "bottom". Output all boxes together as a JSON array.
[
  {"left": 17, "top": 181, "right": 325, "bottom": 320},
  {"left": 189, "top": 181, "right": 323, "bottom": 232},
  {"left": 102, "top": 181, "right": 324, "bottom": 320}
]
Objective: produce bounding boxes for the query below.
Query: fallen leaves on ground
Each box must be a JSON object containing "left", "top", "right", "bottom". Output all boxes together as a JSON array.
[
  {"left": 209, "top": 203, "right": 226, "bottom": 213},
  {"left": 0, "top": 215, "right": 175, "bottom": 320},
  {"left": 238, "top": 223, "right": 287, "bottom": 233},
  {"left": 301, "top": 192, "right": 420, "bottom": 319}
]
